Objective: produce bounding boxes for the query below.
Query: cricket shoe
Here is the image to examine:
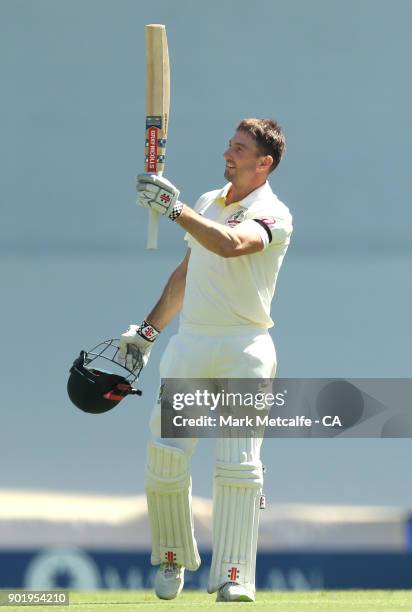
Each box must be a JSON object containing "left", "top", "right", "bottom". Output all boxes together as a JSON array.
[
  {"left": 154, "top": 562, "right": 185, "bottom": 600},
  {"left": 216, "top": 582, "right": 255, "bottom": 602}
]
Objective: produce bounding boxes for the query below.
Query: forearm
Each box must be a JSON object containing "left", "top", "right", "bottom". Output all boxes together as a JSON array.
[
  {"left": 145, "top": 266, "right": 187, "bottom": 330},
  {"left": 136, "top": 174, "right": 263, "bottom": 258},
  {"left": 176, "top": 205, "right": 237, "bottom": 257}
]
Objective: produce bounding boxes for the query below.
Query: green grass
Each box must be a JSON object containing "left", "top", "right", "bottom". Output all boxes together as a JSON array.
[{"left": 8, "top": 590, "right": 412, "bottom": 611}]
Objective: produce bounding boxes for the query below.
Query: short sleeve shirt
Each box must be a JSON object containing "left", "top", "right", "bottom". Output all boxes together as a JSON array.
[{"left": 180, "top": 181, "right": 293, "bottom": 333}]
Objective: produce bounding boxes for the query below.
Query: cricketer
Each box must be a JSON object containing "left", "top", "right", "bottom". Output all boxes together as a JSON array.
[{"left": 118, "top": 118, "right": 293, "bottom": 602}]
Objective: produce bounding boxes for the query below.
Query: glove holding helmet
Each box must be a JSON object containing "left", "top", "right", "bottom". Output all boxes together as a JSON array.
[
  {"left": 67, "top": 322, "right": 161, "bottom": 415},
  {"left": 117, "top": 320, "right": 161, "bottom": 371},
  {"left": 67, "top": 339, "right": 143, "bottom": 415}
]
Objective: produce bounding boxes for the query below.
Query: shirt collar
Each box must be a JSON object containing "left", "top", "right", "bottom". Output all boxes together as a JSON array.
[{"left": 216, "top": 181, "right": 273, "bottom": 209}]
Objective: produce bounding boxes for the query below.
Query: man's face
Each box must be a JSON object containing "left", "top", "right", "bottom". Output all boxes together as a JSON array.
[{"left": 223, "top": 129, "right": 265, "bottom": 185}]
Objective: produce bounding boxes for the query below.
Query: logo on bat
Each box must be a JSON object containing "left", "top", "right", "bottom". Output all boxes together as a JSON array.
[{"left": 147, "top": 126, "right": 158, "bottom": 172}]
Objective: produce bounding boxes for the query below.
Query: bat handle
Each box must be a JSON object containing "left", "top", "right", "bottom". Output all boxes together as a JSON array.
[{"left": 147, "top": 209, "right": 159, "bottom": 249}]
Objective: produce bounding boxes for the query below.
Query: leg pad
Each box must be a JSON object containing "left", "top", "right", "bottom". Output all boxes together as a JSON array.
[
  {"left": 145, "top": 442, "right": 201, "bottom": 570},
  {"left": 208, "top": 460, "right": 263, "bottom": 593}
]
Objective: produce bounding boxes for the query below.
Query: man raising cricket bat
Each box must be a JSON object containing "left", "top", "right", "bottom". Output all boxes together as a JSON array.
[{"left": 118, "top": 118, "right": 293, "bottom": 602}]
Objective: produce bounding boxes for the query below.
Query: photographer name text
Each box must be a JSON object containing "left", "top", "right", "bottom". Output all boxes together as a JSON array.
[{"left": 172, "top": 414, "right": 342, "bottom": 428}]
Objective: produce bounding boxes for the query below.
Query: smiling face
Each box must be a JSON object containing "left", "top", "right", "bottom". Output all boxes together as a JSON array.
[{"left": 223, "top": 129, "right": 272, "bottom": 190}]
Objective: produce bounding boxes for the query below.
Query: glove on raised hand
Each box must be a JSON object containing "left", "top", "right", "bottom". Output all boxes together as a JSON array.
[{"left": 136, "top": 173, "right": 183, "bottom": 220}]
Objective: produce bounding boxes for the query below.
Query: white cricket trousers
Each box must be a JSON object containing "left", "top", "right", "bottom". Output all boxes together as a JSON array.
[{"left": 146, "top": 329, "right": 277, "bottom": 593}]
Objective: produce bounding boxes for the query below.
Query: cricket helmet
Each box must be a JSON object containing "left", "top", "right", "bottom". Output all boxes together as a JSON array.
[{"left": 67, "top": 339, "right": 142, "bottom": 414}]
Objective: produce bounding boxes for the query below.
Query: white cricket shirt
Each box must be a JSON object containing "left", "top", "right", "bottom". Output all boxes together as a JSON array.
[{"left": 180, "top": 181, "right": 293, "bottom": 335}]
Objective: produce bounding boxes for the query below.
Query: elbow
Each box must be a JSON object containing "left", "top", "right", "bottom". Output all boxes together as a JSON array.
[
  {"left": 217, "top": 241, "right": 239, "bottom": 258},
  {"left": 216, "top": 244, "right": 230, "bottom": 258},
  {"left": 219, "top": 247, "right": 234, "bottom": 258},
  {"left": 215, "top": 229, "right": 242, "bottom": 258}
]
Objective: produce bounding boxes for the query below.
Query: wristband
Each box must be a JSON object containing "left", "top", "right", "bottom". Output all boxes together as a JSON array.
[
  {"left": 168, "top": 201, "right": 183, "bottom": 221},
  {"left": 138, "top": 320, "right": 161, "bottom": 343}
]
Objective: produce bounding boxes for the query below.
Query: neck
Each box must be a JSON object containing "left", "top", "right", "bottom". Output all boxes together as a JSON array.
[{"left": 225, "top": 178, "right": 267, "bottom": 205}]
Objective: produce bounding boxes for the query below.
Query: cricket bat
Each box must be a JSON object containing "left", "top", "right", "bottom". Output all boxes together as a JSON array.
[{"left": 144, "top": 24, "right": 170, "bottom": 250}]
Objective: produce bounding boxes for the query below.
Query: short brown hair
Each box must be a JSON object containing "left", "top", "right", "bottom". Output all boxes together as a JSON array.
[{"left": 236, "top": 118, "right": 285, "bottom": 173}]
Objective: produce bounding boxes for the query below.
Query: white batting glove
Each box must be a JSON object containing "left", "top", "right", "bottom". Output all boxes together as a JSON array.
[
  {"left": 136, "top": 174, "right": 183, "bottom": 220},
  {"left": 117, "top": 321, "right": 161, "bottom": 372}
]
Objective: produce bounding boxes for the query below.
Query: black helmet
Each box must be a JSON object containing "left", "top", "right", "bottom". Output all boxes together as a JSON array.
[{"left": 67, "top": 339, "right": 142, "bottom": 414}]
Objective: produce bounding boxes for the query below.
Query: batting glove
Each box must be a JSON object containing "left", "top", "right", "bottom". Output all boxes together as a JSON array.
[
  {"left": 137, "top": 174, "right": 183, "bottom": 220},
  {"left": 117, "top": 321, "right": 161, "bottom": 372}
]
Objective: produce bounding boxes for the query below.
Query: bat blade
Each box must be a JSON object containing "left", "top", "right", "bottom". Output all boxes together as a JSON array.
[{"left": 144, "top": 24, "right": 170, "bottom": 250}]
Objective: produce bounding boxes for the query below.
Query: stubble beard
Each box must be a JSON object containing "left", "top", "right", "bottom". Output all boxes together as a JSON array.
[{"left": 224, "top": 167, "right": 236, "bottom": 183}]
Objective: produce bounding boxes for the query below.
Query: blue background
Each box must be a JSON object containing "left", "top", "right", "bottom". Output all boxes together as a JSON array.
[
  {"left": 3, "top": 550, "right": 412, "bottom": 590},
  {"left": 1, "top": 0, "right": 412, "bottom": 506}
]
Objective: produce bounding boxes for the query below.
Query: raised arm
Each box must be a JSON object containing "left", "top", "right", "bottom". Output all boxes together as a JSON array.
[
  {"left": 175, "top": 207, "right": 264, "bottom": 257},
  {"left": 136, "top": 174, "right": 265, "bottom": 258}
]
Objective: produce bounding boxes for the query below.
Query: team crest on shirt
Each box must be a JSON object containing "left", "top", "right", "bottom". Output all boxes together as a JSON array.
[{"left": 226, "top": 209, "right": 246, "bottom": 227}]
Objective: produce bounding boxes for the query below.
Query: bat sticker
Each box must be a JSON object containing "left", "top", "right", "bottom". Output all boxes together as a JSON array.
[
  {"left": 146, "top": 127, "right": 158, "bottom": 172},
  {"left": 146, "top": 116, "right": 162, "bottom": 129}
]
